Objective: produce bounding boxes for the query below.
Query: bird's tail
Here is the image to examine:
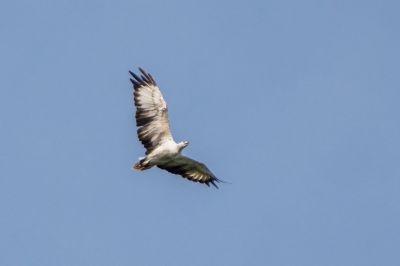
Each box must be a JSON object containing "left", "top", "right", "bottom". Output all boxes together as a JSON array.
[{"left": 133, "top": 158, "right": 151, "bottom": 170}]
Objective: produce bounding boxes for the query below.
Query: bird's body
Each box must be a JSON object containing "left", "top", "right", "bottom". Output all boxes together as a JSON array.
[
  {"left": 129, "top": 68, "right": 221, "bottom": 188},
  {"left": 134, "top": 140, "right": 182, "bottom": 169}
]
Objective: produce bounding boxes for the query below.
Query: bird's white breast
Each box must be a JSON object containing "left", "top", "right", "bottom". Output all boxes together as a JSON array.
[{"left": 147, "top": 140, "right": 179, "bottom": 164}]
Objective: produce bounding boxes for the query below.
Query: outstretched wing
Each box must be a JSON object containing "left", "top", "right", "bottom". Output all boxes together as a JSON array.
[
  {"left": 129, "top": 68, "right": 174, "bottom": 155},
  {"left": 157, "top": 155, "right": 221, "bottom": 188}
]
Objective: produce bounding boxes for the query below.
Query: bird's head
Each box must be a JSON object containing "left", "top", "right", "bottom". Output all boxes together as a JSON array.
[{"left": 178, "top": 141, "right": 190, "bottom": 151}]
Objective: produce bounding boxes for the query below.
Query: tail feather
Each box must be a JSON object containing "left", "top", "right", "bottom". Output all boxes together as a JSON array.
[
  {"left": 133, "top": 162, "right": 145, "bottom": 170},
  {"left": 133, "top": 158, "right": 151, "bottom": 170}
]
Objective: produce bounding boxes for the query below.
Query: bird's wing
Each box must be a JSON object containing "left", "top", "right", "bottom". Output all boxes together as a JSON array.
[
  {"left": 157, "top": 155, "right": 221, "bottom": 188},
  {"left": 129, "top": 68, "right": 174, "bottom": 155}
]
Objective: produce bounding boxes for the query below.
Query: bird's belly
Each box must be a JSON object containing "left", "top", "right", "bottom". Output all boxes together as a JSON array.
[{"left": 147, "top": 145, "right": 178, "bottom": 165}]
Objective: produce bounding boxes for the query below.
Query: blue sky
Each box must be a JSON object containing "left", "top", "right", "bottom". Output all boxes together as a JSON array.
[{"left": 1, "top": 0, "right": 399, "bottom": 265}]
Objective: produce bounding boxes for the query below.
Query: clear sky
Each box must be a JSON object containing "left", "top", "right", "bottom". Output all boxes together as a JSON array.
[{"left": 1, "top": 0, "right": 399, "bottom": 265}]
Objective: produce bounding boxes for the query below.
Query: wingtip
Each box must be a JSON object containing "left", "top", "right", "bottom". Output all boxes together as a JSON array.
[
  {"left": 138, "top": 67, "right": 146, "bottom": 74},
  {"left": 210, "top": 176, "right": 230, "bottom": 189},
  {"left": 210, "top": 181, "right": 219, "bottom": 189},
  {"left": 208, "top": 176, "right": 221, "bottom": 189},
  {"left": 129, "top": 67, "right": 157, "bottom": 86}
]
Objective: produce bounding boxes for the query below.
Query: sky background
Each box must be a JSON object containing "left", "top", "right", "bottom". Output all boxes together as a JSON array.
[{"left": 1, "top": 0, "right": 399, "bottom": 265}]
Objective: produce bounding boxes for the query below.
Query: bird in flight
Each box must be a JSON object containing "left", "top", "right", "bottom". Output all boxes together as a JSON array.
[{"left": 129, "top": 68, "right": 221, "bottom": 188}]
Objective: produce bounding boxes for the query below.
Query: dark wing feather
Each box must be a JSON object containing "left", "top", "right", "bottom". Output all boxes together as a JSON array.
[
  {"left": 157, "top": 155, "right": 221, "bottom": 188},
  {"left": 129, "top": 68, "right": 174, "bottom": 155}
]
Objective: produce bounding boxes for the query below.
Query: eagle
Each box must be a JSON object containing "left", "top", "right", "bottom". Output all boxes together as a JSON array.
[{"left": 129, "top": 68, "right": 221, "bottom": 188}]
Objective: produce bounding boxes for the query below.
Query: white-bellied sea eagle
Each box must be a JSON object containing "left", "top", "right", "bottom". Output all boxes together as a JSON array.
[{"left": 129, "top": 68, "right": 221, "bottom": 188}]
